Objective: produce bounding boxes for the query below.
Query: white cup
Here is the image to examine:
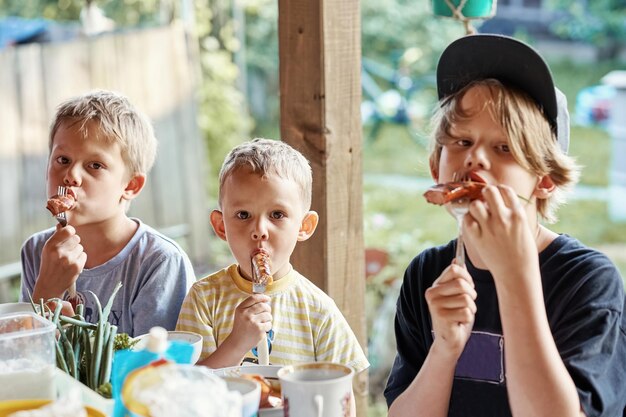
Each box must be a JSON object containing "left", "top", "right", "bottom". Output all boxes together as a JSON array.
[{"left": 277, "top": 362, "right": 354, "bottom": 417}]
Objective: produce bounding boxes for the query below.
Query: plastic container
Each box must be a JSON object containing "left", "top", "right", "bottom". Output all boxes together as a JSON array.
[
  {"left": 112, "top": 326, "right": 195, "bottom": 417},
  {"left": 0, "top": 312, "right": 56, "bottom": 401}
]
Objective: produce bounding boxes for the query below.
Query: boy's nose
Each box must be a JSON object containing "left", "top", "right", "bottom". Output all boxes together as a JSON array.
[
  {"left": 465, "top": 147, "right": 489, "bottom": 170},
  {"left": 63, "top": 166, "right": 81, "bottom": 186},
  {"left": 251, "top": 221, "right": 269, "bottom": 241},
  {"left": 252, "top": 230, "right": 268, "bottom": 240},
  {"left": 63, "top": 177, "right": 79, "bottom": 186}
]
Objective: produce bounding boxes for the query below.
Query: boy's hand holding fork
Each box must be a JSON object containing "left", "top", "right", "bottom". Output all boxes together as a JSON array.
[
  {"left": 32, "top": 223, "right": 86, "bottom": 303},
  {"left": 426, "top": 262, "right": 477, "bottom": 359}
]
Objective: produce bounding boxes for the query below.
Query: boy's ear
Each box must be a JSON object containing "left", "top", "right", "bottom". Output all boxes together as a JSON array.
[
  {"left": 122, "top": 173, "right": 146, "bottom": 201},
  {"left": 534, "top": 175, "right": 556, "bottom": 199},
  {"left": 210, "top": 209, "right": 227, "bottom": 241},
  {"left": 298, "top": 211, "right": 319, "bottom": 242}
]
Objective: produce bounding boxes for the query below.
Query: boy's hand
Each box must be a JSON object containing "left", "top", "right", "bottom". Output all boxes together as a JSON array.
[
  {"left": 33, "top": 224, "right": 86, "bottom": 301},
  {"left": 425, "top": 263, "right": 477, "bottom": 358},
  {"left": 230, "top": 294, "right": 272, "bottom": 353},
  {"left": 45, "top": 299, "right": 76, "bottom": 318},
  {"left": 465, "top": 184, "right": 538, "bottom": 281}
]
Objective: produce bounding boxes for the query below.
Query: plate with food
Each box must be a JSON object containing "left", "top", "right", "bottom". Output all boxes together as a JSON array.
[{"left": 212, "top": 364, "right": 283, "bottom": 417}]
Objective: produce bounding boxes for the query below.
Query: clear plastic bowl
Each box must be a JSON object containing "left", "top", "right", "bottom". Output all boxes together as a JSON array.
[{"left": 0, "top": 312, "right": 56, "bottom": 401}]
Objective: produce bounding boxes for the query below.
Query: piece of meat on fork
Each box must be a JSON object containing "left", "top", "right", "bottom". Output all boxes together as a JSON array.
[
  {"left": 251, "top": 249, "right": 273, "bottom": 365},
  {"left": 46, "top": 186, "right": 76, "bottom": 226},
  {"left": 423, "top": 181, "right": 486, "bottom": 206},
  {"left": 252, "top": 249, "right": 273, "bottom": 293}
]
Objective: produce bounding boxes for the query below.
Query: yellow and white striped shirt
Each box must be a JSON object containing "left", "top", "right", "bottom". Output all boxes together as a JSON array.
[{"left": 176, "top": 264, "right": 369, "bottom": 373}]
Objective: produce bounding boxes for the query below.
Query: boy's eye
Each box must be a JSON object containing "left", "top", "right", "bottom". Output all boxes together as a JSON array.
[
  {"left": 456, "top": 139, "right": 472, "bottom": 147},
  {"left": 236, "top": 211, "right": 250, "bottom": 220},
  {"left": 88, "top": 162, "right": 104, "bottom": 170},
  {"left": 496, "top": 143, "right": 510, "bottom": 153},
  {"left": 270, "top": 211, "right": 285, "bottom": 220},
  {"left": 55, "top": 156, "right": 70, "bottom": 164}
]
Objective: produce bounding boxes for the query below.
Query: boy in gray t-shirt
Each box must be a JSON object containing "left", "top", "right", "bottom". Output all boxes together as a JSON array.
[{"left": 20, "top": 90, "right": 195, "bottom": 337}]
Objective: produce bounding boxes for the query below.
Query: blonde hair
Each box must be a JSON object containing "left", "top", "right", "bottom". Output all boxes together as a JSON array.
[
  {"left": 218, "top": 138, "right": 313, "bottom": 211},
  {"left": 429, "top": 79, "right": 580, "bottom": 223},
  {"left": 49, "top": 90, "right": 157, "bottom": 176}
]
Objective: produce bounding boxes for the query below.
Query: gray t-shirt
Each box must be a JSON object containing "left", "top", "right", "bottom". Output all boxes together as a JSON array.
[{"left": 20, "top": 218, "right": 195, "bottom": 337}]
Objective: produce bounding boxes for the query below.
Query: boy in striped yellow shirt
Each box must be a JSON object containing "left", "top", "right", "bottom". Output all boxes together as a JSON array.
[{"left": 176, "top": 138, "right": 369, "bottom": 375}]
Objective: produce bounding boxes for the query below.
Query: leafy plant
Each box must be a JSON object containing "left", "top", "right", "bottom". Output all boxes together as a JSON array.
[
  {"left": 30, "top": 282, "right": 134, "bottom": 398},
  {"left": 547, "top": 0, "right": 626, "bottom": 60},
  {"left": 0, "top": 0, "right": 251, "bottom": 200}
]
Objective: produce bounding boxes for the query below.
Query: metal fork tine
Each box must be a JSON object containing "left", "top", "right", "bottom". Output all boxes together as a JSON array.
[{"left": 55, "top": 185, "right": 68, "bottom": 227}]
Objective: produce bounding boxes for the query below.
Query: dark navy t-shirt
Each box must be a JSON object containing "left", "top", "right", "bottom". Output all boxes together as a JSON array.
[{"left": 384, "top": 234, "right": 626, "bottom": 417}]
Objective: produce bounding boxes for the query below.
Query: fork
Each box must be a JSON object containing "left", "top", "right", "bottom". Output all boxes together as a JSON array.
[
  {"left": 56, "top": 186, "right": 76, "bottom": 297},
  {"left": 251, "top": 257, "right": 271, "bottom": 365},
  {"left": 448, "top": 173, "right": 470, "bottom": 267},
  {"left": 449, "top": 197, "right": 470, "bottom": 267},
  {"left": 55, "top": 185, "right": 68, "bottom": 227}
]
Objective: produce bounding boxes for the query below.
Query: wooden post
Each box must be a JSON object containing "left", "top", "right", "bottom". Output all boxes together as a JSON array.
[{"left": 278, "top": 0, "right": 368, "bottom": 415}]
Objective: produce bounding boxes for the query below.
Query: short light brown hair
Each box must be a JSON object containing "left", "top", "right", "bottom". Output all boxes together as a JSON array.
[
  {"left": 218, "top": 138, "right": 313, "bottom": 211},
  {"left": 429, "top": 79, "right": 580, "bottom": 223},
  {"left": 49, "top": 90, "right": 157, "bottom": 176}
]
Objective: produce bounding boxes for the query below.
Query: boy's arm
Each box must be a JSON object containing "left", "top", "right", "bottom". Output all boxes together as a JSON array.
[
  {"left": 177, "top": 289, "right": 272, "bottom": 368},
  {"left": 388, "top": 343, "right": 459, "bottom": 417},
  {"left": 388, "top": 263, "right": 476, "bottom": 417},
  {"left": 195, "top": 336, "right": 251, "bottom": 369},
  {"left": 495, "top": 277, "right": 586, "bottom": 417},
  {"left": 466, "top": 185, "right": 584, "bottom": 417},
  {"left": 20, "top": 237, "right": 39, "bottom": 302}
]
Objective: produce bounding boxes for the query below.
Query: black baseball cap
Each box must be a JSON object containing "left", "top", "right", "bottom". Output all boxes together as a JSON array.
[{"left": 436, "top": 34, "right": 569, "bottom": 153}]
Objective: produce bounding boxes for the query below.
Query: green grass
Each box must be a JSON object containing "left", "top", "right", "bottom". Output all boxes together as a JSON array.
[
  {"left": 549, "top": 59, "right": 618, "bottom": 106},
  {"left": 363, "top": 124, "right": 432, "bottom": 177},
  {"left": 568, "top": 126, "right": 611, "bottom": 186}
]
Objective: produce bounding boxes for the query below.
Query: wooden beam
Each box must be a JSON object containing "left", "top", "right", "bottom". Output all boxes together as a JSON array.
[{"left": 278, "top": 0, "right": 368, "bottom": 414}]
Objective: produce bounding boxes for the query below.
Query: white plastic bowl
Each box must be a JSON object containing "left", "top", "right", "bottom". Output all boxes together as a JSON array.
[
  {"left": 223, "top": 376, "right": 261, "bottom": 417},
  {"left": 212, "top": 365, "right": 283, "bottom": 417},
  {"left": 133, "top": 330, "right": 203, "bottom": 364},
  {"left": 0, "top": 302, "right": 35, "bottom": 316}
]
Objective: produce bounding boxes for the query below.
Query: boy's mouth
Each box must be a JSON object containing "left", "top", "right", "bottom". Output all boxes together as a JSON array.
[
  {"left": 455, "top": 170, "right": 486, "bottom": 184},
  {"left": 50, "top": 187, "right": 77, "bottom": 201},
  {"left": 65, "top": 188, "right": 77, "bottom": 201},
  {"left": 466, "top": 171, "right": 486, "bottom": 184},
  {"left": 251, "top": 247, "right": 269, "bottom": 257}
]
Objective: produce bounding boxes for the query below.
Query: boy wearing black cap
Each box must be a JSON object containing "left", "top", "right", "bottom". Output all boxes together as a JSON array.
[{"left": 385, "top": 35, "right": 626, "bottom": 417}]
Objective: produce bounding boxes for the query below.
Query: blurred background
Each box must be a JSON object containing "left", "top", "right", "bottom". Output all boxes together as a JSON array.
[{"left": 1, "top": 1, "right": 625, "bottom": 415}]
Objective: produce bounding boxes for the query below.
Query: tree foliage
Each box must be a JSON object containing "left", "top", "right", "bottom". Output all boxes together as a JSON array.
[
  {"left": 241, "top": 0, "right": 465, "bottom": 133},
  {"left": 0, "top": 0, "right": 161, "bottom": 26},
  {"left": 0, "top": 0, "right": 250, "bottom": 197},
  {"left": 192, "top": 0, "right": 251, "bottom": 197},
  {"left": 547, "top": 0, "right": 626, "bottom": 59},
  {"left": 361, "top": 0, "right": 464, "bottom": 77}
]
